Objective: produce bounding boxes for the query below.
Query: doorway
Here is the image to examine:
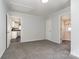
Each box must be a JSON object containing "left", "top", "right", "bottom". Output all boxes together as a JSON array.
[
  {"left": 11, "top": 16, "right": 21, "bottom": 43},
  {"left": 60, "top": 16, "right": 71, "bottom": 52},
  {"left": 7, "top": 15, "right": 21, "bottom": 48}
]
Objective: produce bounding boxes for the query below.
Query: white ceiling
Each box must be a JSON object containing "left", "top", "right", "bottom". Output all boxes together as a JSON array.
[{"left": 6, "top": 0, "right": 70, "bottom": 16}]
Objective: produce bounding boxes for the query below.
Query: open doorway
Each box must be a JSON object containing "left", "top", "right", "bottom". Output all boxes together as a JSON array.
[
  {"left": 60, "top": 16, "right": 71, "bottom": 52},
  {"left": 7, "top": 15, "right": 21, "bottom": 48},
  {"left": 11, "top": 16, "right": 21, "bottom": 43}
]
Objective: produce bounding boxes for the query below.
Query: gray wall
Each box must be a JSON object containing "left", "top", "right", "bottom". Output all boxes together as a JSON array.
[
  {"left": 0, "top": 0, "right": 7, "bottom": 58},
  {"left": 71, "top": 0, "right": 79, "bottom": 57},
  {"left": 21, "top": 15, "right": 46, "bottom": 42},
  {"left": 46, "top": 7, "right": 70, "bottom": 43}
]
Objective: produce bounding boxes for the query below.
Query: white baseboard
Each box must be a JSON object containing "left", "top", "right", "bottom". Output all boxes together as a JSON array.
[
  {"left": 71, "top": 51, "right": 79, "bottom": 58},
  {"left": 47, "top": 39, "right": 60, "bottom": 44},
  {"left": 21, "top": 39, "right": 46, "bottom": 43},
  {"left": 0, "top": 49, "right": 6, "bottom": 59}
]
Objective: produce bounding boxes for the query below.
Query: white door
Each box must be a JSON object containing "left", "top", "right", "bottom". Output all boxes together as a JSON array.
[
  {"left": 7, "top": 14, "right": 12, "bottom": 48},
  {"left": 46, "top": 19, "right": 52, "bottom": 40}
]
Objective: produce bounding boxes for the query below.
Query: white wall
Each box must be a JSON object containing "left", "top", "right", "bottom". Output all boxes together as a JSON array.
[
  {"left": 46, "top": 7, "right": 70, "bottom": 43},
  {"left": 0, "top": 0, "right": 7, "bottom": 58},
  {"left": 46, "top": 18, "right": 52, "bottom": 41},
  {"left": 8, "top": 12, "right": 46, "bottom": 42},
  {"left": 71, "top": 0, "right": 79, "bottom": 57}
]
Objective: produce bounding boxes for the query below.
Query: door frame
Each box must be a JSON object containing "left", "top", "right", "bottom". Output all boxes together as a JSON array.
[
  {"left": 6, "top": 14, "right": 8, "bottom": 48},
  {"left": 59, "top": 16, "right": 62, "bottom": 44}
]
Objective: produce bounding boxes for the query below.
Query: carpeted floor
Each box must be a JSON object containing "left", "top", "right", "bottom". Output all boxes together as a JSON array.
[{"left": 1, "top": 40, "right": 79, "bottom": 59}]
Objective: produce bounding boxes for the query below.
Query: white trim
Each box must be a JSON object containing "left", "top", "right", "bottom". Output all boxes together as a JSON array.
[
  {"left": 21, "top": 39, "right": 46, "bottom": 43},
  {"left": 59, "top": 16, "right": 62, "bottom": 44},
  {"left": 0, "top": 49, "right": 6, "bottom": 58}
]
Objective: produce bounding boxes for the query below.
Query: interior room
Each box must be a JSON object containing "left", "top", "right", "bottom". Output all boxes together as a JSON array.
[
  {"left": 60, "top": 16, "right": 71, "bottom": 42},
  {"left": 11, "top": 16, "right": 21, "bottom": 43},
  {"left": 7, "top": 15, "right": 21, "bottom": 47},
  {"left": 60, "top": 16, "right": 71, "bottom": 52},
  {"left": 0, "top": 0, "right": 79, "bottom": 59}
]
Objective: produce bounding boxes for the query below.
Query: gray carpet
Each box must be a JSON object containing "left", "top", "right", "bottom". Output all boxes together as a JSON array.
[{"left": 1, "top": 40, "right": 79, "bottom": 59}]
